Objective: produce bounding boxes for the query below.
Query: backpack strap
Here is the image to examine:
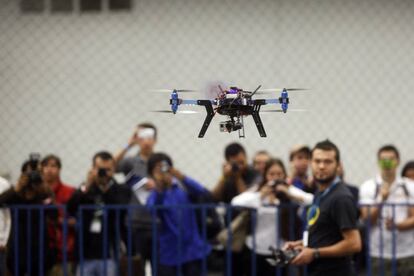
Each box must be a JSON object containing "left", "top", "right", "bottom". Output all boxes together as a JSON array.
[
  {"left": 400, "top": 182, "right": 410, "bottom": 199},
  {"left": 375, "top": 179, "right": 410, "bottom": 202},
  {"left": 374, "top": 181, "right": 380, "bottom": 200}
]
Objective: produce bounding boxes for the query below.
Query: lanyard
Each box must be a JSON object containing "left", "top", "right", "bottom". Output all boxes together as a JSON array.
[
  {"left": 306, "top": 177, "right": 341, "bottom": 229},
  {"left": 303, "top": 177, "right": 340, "bottom": 247}
]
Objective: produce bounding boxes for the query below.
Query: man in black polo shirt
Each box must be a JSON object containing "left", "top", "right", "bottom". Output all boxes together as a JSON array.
[{"left": 284, "top": 140, "right": 361, "bottom": 276}]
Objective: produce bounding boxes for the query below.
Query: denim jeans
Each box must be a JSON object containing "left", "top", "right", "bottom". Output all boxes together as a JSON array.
[{"left": 76, "top": 259, "right": 116, "bottom": 276}]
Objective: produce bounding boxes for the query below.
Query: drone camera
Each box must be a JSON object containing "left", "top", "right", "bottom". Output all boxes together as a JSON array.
[
  {"left": 219, "top": 121, "right": 242, "bottom": 133},
  {"left": 219, "top": 121, "right": 229, "bottom": 132}
]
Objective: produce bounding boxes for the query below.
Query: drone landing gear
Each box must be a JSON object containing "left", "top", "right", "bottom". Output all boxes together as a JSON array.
[
  {"left": 238, "top": 116, "right": 245, "bottom": 138},
  {"left": 252, "top": 104, "right": 267, "bottom": 137},
  {"left": 197, "top": 100, "right": 215, "bottom": 138}
]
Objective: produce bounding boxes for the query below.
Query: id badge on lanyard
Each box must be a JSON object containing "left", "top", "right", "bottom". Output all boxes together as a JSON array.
[
  {"left": 303, "top": 230, "right": 309, "bottom": 247},
  {"left": 90, "top": 218, "right": 102, "bottom": 233},
  {"left": 90, "top": 200, "right": 104, "bottom": 234},
  {"left": 303, "top": 178, "right": 340, "bottom": 247}
]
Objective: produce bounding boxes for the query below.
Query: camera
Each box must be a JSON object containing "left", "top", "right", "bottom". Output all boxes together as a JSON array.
[
  {"left": 160, "top": 160, "right": 170, "bottom": 173},
  {"left": 26, "top": 153, "right": 42, "bottom": 187},
  {"left": 97, "top": 168, "right": 108, "bottom": 178},
  {"left": 269, "top": 179, "right": 289, "bottom": 201},
  {"left": 267, "top": 246, "right": 300, "bottom": 267},
  {"left": 219, "top": 120, "right": 242, "bottom": 133},
  {"left": 231, "top": 162, "right": 240, "bottom": 173}
]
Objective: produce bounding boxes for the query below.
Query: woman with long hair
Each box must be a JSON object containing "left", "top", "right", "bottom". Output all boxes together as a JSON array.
[{"left": 232, "top": 158, "right": 313, "bottom": 275}]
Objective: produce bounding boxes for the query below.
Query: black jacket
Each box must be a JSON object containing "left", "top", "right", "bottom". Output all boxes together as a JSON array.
[
  {"left": 0, "top": 188, "right": 57, "bottom": 274},
  {"left": 67, "top": 180, "right": 131, "bottom": 260}
]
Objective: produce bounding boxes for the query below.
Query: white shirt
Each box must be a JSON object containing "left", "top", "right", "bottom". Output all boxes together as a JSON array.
[
  {"left": 0, "top": 177, "right": 11, "bottom": 247},
  {"left": 359, "top": 175, "right": 414, "bottom": 259},
  {"left": 231, "top": 185, "right": 313, "bottom": 255}
]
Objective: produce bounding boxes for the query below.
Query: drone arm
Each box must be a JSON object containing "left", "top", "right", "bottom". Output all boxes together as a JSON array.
[
  {"left": 197, "top": 100, "right": 215, "bottom": 138},
  {"left": 181, "top": 100, "right": 199, "bottom": 105},
  {"left": 264, "top": 99, "right": 279, "bottom": 105}
]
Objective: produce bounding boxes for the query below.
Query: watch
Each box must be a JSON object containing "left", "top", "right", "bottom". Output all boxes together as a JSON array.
[{"left": 313, "top": 248, "right": 320, "bottom": 259}]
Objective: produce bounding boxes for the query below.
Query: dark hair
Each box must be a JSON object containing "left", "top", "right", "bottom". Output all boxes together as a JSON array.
[
  {"left": 41, "top": 154, "right": 62, "bottom": 169},
  {"left": 92, "top": 151, "right": 114, "bottom": 165},
  {"left": 254, "top": 150, "right": 270, "bottom": 158},
  {"left": 224, "top": 143, "right": 246, "bottom": 160},
  {"left": 377, "top": 144, "right": 400, "bottom": 160},
  {"left": 138, "top": 122, "right": 157, "bottom": 140},
  {"left": 289, "top": 146, "right": 311, "bottom": 161},
  {"left": 402, "top": 161, "right": 414, "bottom": 177},
  {"left": 258, "top": 158, "right": 287, "bottom": 190},
  {"left": 147, "top": 152, "right": 173, "bottom": 176},
  {"left": 311, "top": 139, "right": 340, "bottom": 163}
]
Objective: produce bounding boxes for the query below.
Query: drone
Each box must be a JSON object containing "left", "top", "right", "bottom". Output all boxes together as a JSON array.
[{"left": 154, "top": 85, "right": 305, "bottom": 138}]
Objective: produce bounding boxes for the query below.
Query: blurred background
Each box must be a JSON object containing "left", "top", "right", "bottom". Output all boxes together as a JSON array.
[{"left": 0, "top": 0, "right": 413, "bottom": 188}]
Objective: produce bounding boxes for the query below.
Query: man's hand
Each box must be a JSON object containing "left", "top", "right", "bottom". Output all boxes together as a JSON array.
[
  {"left": 222, "top": 162, "right": 233, "bottom": 178},
  {"left": 15, "top": 174, "right": 29, "bottom": 193},
  {"left": 170, "top": 167, "right": 185, "bottom": 181},
  {"left": 385, "top": 217, "right": 404, "bottom": 231},
  {"left": 385, "top": 217, "right": 393, "bottom": 231},
  {"left": 145, "top": 178, "right": 156, "bottom": 190},
  {"left": 283, "top": 240, "right": 303, "bottom": 251},
  {"left": 82, "top": 169, "right": 96, "bottom": 192},
  {"left": 127, "top": 128, "right": 139, "bottom": 148},
  {"left": 379, "top": 183, "right": 391, "bottom": 201},
  {"left": 291, "top": 247, "right": 314, "bottom": 266}
]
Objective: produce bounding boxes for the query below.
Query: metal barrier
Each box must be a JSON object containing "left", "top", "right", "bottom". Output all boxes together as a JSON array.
[{"left": 3, "top": 203, "right": 414, "bottom": 276}]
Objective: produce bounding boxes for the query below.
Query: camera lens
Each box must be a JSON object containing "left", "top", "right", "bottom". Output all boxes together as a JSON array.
[
  {"left": 27, "top": 170, "right": 42, "bottom": 186},
  {"left": 98, "top": 168, "right": 107, "bottom": 178},
  {"left": 231, "top": 163, "right": 239, "bottom": 172}
]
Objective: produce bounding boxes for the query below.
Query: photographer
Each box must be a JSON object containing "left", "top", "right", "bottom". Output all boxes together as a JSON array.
[
  {"left": 287, "top": 145, "right": 314, "bottom": 192},
  {"left": 146, "top": 152, "right": 211, "bottom": 276},
  {"left": 67, "top": 151, "right": 131, "bottom": 276},
  {"left": 284, "top": 140, "right": 361, "bottom": 276},
  {"left": 114, "top": 122, "right": 158, "bottom": 275},
  {"left": 40, "top": 154, "right": 76, "bottom": 276},
  {"left": 212, "top": 143, "right": 260, "bottom": 203},
  {"left": 211, "top": 143, "right": 260, "bottom": 276},
  {"left": 360, "top": 145, "right": 414, "bottom": 275},
  {"left": 232, "top": 158, "right": 313, "bottom": 276},
  {"left": 0, "top": 155, "right": 56, "bottom": 276}
]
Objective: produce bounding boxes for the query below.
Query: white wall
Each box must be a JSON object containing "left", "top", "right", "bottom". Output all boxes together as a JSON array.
[{"left": 1, "top": 0, "right": 414, "bottom": 187}]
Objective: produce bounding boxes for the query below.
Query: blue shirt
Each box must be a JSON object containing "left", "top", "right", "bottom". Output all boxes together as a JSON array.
[
  {"left": 292, "top": 177, "right": 306, "bottom": 190},
  {"left": 146, "top": 176, "right": 211, "bottom": 265}
]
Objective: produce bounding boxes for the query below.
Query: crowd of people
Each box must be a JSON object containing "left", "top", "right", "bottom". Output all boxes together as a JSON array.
[{"left": 1, "top": 122, "right": 414, "bottom": 276}]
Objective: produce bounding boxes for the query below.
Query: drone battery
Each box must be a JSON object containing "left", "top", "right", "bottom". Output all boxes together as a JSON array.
[{"left": 226, "top": 93, "right": 238, "bottom": 99}]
